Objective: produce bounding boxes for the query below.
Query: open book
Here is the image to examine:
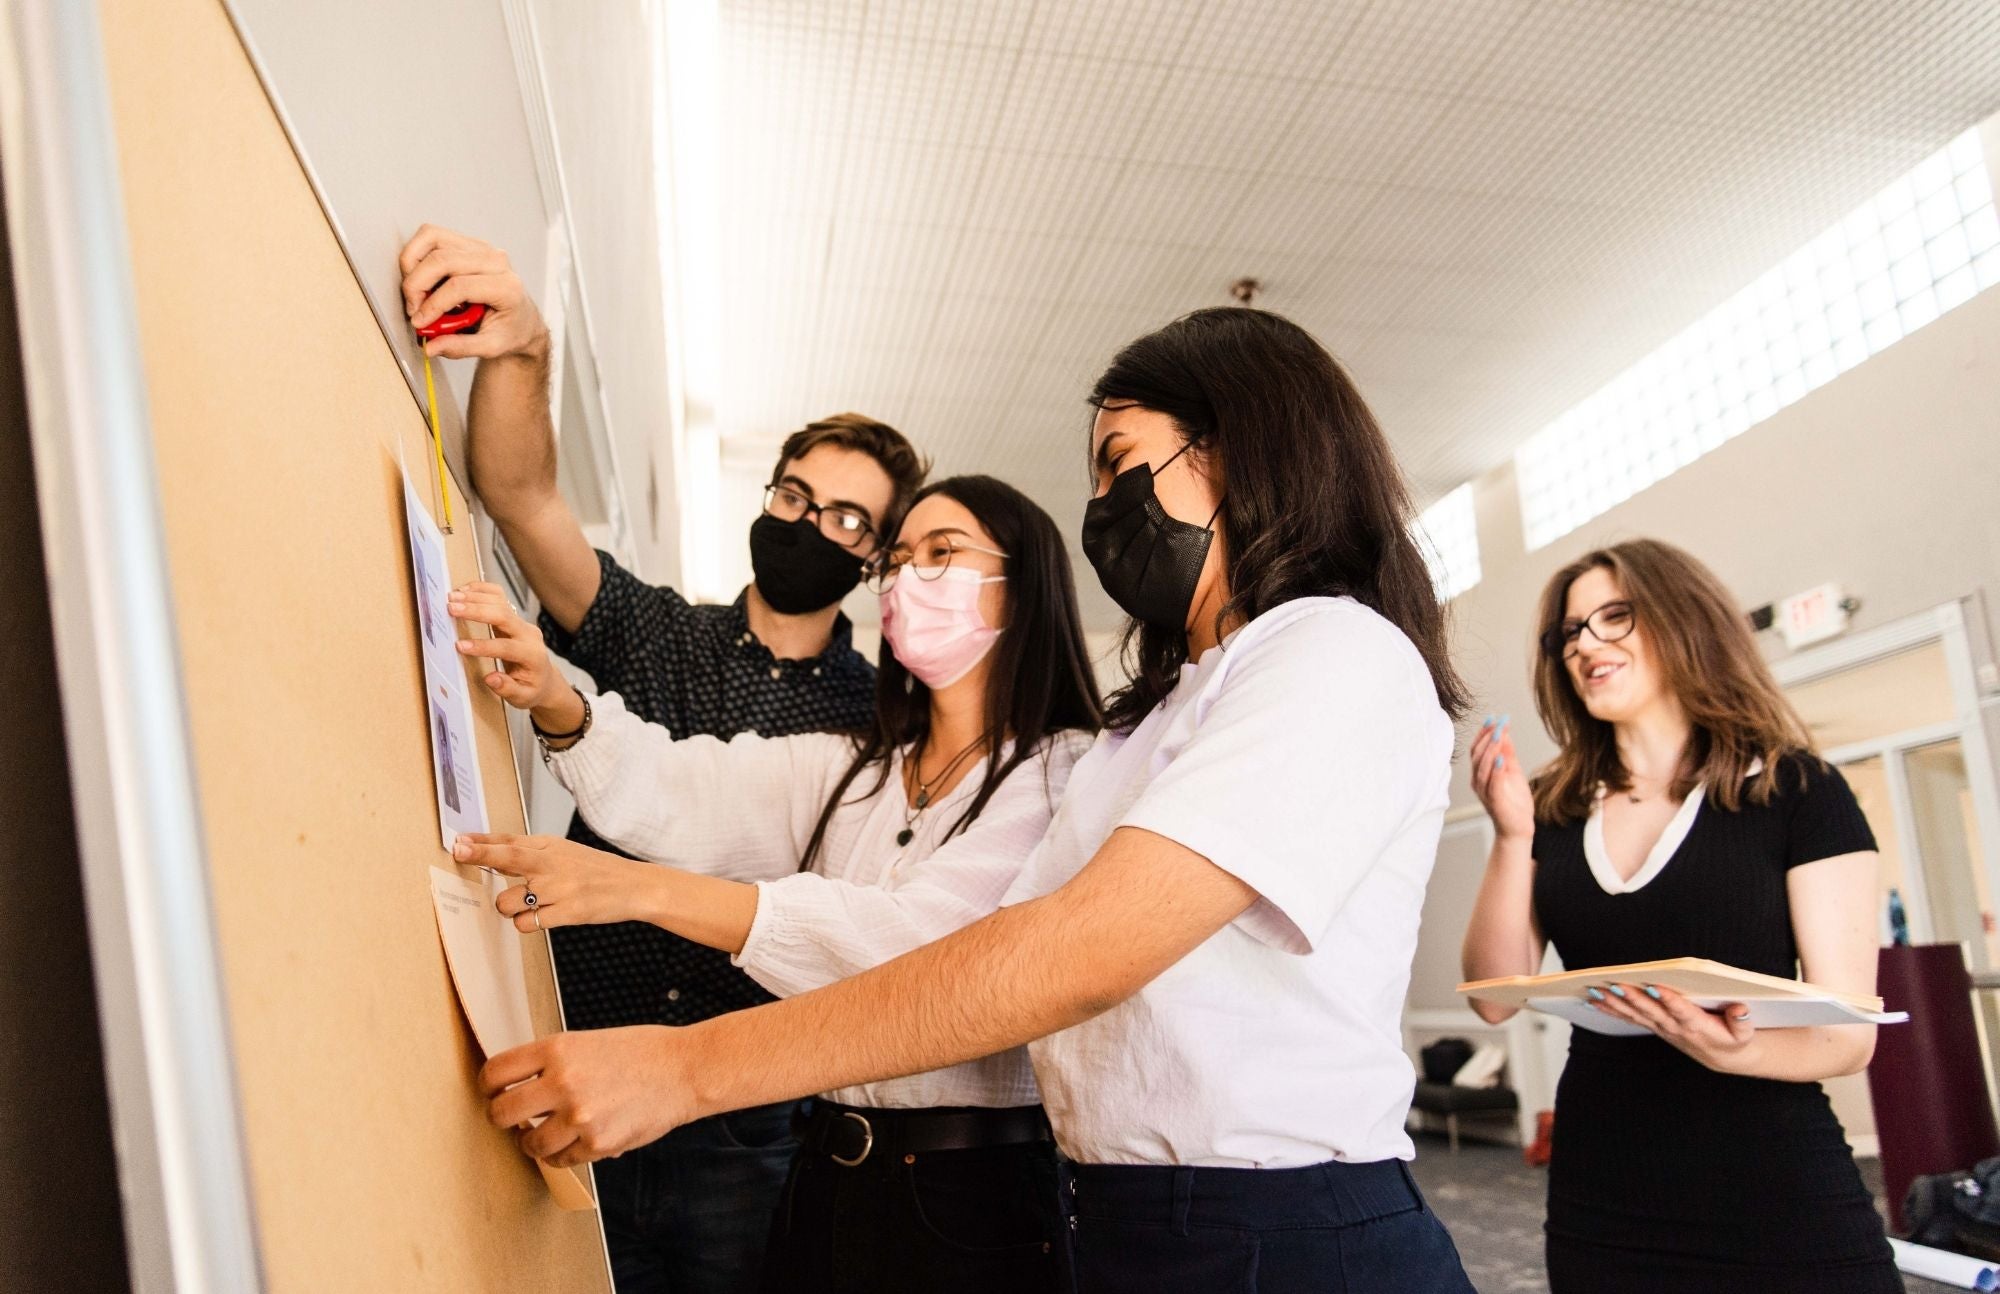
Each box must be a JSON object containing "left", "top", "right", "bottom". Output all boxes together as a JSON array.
[{"left": 1457, "top": 957, "right": 1909, "bottom": 1037}]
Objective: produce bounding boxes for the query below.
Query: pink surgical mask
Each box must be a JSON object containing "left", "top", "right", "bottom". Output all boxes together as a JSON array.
[{"left": 879, "top": 566, "right": 1004, "bottom": 689}]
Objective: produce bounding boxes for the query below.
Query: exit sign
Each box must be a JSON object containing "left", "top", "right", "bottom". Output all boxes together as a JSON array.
[{"left": 1780, "top": 583, "right": 1850, "bottom": 650}]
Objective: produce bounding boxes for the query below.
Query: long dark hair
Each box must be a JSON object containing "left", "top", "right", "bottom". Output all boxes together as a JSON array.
[
  {"left": 1089, "top": 306, "right": 1469, "bottom": 732},
  {"left": 799, "top": 475, "right": 1104, "bottom": 870},
  {"left": 1531, "top": 539, "right": 1814, "bottom": 824}
]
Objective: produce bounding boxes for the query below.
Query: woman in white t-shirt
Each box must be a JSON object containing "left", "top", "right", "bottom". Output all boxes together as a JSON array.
[
  {"left": 474, "top": 309, "right": 1478, "bottom": 1293},
  {"left": 451, "top": 475, "right": 1100, "bottom": 1293}
]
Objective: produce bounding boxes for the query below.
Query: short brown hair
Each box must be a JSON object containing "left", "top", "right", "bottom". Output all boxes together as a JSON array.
[
  {"left": 772, "top": 413, "right": 928, "bottom": 536},
  {"left": 1530, "top": 538, "right": 1813, "bottom": 824}
]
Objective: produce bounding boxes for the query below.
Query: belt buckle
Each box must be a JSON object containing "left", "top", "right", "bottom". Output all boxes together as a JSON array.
[{"left": 829, "top": 1111, "right": 873, "bottom": 1167}]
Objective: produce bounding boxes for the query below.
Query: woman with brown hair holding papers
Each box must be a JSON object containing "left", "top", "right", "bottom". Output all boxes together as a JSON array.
[{"left": 1462, "top": 538, "right": 1897, "bottom": 1292}]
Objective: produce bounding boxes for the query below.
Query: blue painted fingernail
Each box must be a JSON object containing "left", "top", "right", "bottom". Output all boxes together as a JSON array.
[
  {"left": 1501, "top": 714, "right": 1511, "bottom": 727},
  {"left": 1609, "top": 985, "right": 1627, "bottom": 998},
  {"left": 1481, "top": 715, "right": 1494, "bottom": 728},
  {"left": 1495, "top": 755, "right": 1505, "bottom": 769},
  {"left": 1644, "top": 986, "right": 1661, "bottom": 1000},
  {"left": 1586, "top": 987, "right": 1604, "bottom": 1001}
]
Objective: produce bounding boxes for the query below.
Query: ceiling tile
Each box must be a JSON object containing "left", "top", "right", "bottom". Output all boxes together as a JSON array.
[
  {"left": 1322, "top": 0, "right": 1537, "bottom": 93},
  {"left": 716, "top": 0, "right": 2000, "bottom": 619},
  {"left": 1213, "top": 174, "right": 1383, "bottom": 255},
  {"left": 1264, "top": 82, "right": 1458, "bottom": 184},
  {"left": 987, "top": 52, "right": 1167, "bottom": 158},
  {"left": 1126, "top": 67, "right": 1318, "bottom": 170}
]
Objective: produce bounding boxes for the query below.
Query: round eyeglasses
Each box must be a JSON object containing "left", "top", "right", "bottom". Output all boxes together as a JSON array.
[
  {"left": 1541, "top": 600, "right": 1635, "bottom": 660},
  {"left": 862, "top": 530, "right": 1009, "bottom": 593},
  {"left": 763, "top": 483, "right": 877, "bottom": 551}
]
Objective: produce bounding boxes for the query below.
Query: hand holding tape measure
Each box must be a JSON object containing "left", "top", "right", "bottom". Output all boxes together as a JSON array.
[{"left": 397, "top": 225, "right": 551, "bottom": 529}]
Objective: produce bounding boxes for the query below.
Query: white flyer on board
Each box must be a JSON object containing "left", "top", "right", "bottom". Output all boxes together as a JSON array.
[{"left": 403, "top": 472, "right": 488, "bottom": 847}]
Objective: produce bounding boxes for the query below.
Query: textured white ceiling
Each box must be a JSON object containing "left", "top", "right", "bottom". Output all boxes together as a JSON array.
[{"left": 713, "top": 0, "right": 2000, "bottom": 621}]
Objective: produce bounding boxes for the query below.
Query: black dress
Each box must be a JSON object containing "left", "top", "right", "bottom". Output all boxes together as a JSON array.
[{"left": 1530, "top": 753, "right": 1900, "bottom": 1293}]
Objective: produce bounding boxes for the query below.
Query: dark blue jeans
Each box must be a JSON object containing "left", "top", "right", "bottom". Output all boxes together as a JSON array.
[
  {"left": 1061, "top": 1157, "right": 1475, "bottom": 1293},
  {"left": 760, "top": 1136, "right": 1064, "bottom": 1293},
  {"left": 598, "top": 1101, "right": 801, "bottom": 1294}
]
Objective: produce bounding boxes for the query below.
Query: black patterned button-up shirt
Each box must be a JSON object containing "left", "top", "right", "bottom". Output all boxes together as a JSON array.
[{"left": 538, "top": 551, "right": 875, "bottom": 1030}]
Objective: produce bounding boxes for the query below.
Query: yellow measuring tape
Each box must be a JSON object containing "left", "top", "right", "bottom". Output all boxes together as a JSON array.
[{"left": 421, "top": 348, "right": 455, "bottom": 532}]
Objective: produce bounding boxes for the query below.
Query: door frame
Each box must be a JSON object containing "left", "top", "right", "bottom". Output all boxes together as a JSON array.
[{"left": 1771, "top": 597, "right": 2000, "bottom": 955}]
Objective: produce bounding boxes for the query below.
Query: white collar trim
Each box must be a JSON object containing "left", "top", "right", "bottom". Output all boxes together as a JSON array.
[{"left": 1583, "top": 757, "right": 1764, "bottom": 895}]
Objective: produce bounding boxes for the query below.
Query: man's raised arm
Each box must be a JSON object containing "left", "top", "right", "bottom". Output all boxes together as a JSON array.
[{"left": 400, "top": 224, "right": 601, "bottom": 631}]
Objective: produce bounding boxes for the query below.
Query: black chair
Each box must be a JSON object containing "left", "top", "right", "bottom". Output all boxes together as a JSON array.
[{"left": 1410, "top": 1081, "right": 1519, "bottom": 1154}]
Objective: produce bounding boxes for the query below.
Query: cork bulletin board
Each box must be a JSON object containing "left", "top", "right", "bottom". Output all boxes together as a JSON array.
[{"left": 93, "top": 0, "right": 611, "bottom": 1286}]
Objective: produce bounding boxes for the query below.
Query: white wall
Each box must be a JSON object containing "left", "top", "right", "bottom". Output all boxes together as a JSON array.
[{"left": 528, "top": 0, "right": 682, "bottom": 584}]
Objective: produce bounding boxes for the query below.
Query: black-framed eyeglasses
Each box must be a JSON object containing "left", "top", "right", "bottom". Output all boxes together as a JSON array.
[
  {"left": 1541, "top": 600, "right": 1635, "bottom": 660},
  {"left": 763, "top": 483, "right": 877, "bottom": 551},
  {"left": 862, "top": 529, "right": 1009, "bottom": 593}
]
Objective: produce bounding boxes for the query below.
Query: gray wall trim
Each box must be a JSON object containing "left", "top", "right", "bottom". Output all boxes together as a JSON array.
[{"left": 0, "top": 1, "right": 264, "bottom": 1290}]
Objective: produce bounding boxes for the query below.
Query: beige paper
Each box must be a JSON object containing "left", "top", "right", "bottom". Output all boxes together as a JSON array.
[
  {"left": 1458, "top": 956, "right": 1886, "bottom": 1011},
  {"left": 429, "top": 867, "right": 593, "bottom": 1211}
]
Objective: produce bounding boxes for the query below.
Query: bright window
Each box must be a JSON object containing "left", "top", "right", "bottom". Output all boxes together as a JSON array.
[
  {"left": 1417, "top": 482, "right": 1481, "bottom": 600},
  {"left": 1517, "top": 128, "right": 1999, "bottom": 551}
]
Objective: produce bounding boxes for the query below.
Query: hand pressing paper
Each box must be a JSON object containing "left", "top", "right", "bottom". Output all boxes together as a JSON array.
[{"left": 428, "top": 866, "right": 592, "bottom": 1211}]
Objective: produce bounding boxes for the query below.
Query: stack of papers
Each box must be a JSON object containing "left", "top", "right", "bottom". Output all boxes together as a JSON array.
[{"left": 1457, "top": 958, "right": 1908, "bottom": 1036}]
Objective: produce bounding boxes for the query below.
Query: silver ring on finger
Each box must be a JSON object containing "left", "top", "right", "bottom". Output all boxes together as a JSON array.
[{"left": 532, "top": 909, "right": 543, "bottom": 932}]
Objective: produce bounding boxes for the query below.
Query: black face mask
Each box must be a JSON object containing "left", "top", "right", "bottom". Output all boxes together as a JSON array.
[
  {"left": 749, "top": 513, "right": 865, "bottom": 614},
  {"left": 1080, "top": 440, "right": 1219, "bottom": 631}
]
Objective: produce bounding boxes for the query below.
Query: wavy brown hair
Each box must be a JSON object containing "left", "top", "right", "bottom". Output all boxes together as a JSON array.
[
  {"left": 1531, "top": 538, "right": 1814, "bottom": 824},
  {"left": 773, "top": 412, "right": 930, "bottom": 538}
]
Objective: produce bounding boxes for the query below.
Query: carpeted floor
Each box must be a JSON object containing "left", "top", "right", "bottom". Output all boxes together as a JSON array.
[{"left": 1407, "top": 1133, "right": 1955, "bottom": 1293}]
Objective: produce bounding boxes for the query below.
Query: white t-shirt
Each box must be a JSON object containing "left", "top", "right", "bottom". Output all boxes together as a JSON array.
[
  {"left": 549, "top": 690, "right": 1092, "bottom": 1110},
  {"left": 1002, "top": 596, "right": 1453, "bottom": 1168}
]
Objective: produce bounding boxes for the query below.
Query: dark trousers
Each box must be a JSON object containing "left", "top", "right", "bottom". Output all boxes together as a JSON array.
[
  {"left": 759, "top": 1136, "right": 1065, "bottom": 1293},
  {"left": 598, "top": 1101, "right": 801, "bottom": 1294},
  {"left": 1062, "top": 1157, "right": 1475, "bottom": 1294}
]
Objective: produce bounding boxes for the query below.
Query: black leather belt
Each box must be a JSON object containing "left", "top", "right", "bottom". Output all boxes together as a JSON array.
[{"left": 796, "top": 1100, "right": 1051, "bottom": 1168}]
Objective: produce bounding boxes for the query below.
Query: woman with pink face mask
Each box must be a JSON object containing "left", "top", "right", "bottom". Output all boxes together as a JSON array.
[{"left": 451, "top": 474, "right": 1101, "bottom": 1293}]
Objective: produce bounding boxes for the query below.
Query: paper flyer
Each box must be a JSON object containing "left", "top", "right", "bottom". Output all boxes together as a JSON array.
[
  {"left": 403, "top": 472, "right": 489, "bottom": 847},
  {"left": 429, "top": 866, "right": 593, "bottom": 1212}
]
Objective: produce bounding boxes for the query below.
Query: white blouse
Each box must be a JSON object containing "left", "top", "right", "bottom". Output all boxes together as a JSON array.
[
  {"left": 547, "top": 689, "right": 1093, "bottom": 1111},
  {"left": 1000, "top": 597, "right": 1455, "bottom": 1168}
]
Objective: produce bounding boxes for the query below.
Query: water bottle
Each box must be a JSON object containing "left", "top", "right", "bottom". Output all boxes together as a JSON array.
[{"left": 1888, "top": 887, "right": 1910, "bottom": 947}]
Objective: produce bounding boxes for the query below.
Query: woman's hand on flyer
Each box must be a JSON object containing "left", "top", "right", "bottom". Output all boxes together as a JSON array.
[
  {"left": 454, "top": 831, "right": 652, "bottom": 932},
  {"left": 450, "top": 581, "right": 567, "bottom": 711}
]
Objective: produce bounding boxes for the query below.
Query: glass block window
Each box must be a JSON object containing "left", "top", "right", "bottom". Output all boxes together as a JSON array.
[
  {"left": 1417, "top": 482, "right": 1481, "bottom": 600},
  {"left": 1518, "top": 128, "right": 1999, "bottom": 551}
]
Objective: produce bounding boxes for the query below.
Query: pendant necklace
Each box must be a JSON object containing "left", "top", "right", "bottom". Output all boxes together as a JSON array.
[{"left": 897, "top": 734, "right": 987, "bottom": 847}]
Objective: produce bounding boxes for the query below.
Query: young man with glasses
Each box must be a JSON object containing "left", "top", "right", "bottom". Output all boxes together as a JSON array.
[{"left": 397, "top": 226, "right": 927, "bottom": 1294}]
